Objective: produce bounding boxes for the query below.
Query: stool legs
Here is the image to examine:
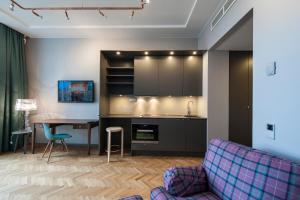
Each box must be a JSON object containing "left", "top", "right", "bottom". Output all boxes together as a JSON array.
[
  {"left": 121, "top": 129, "right": 124, "bottom": 158},
  {"left": 106, "top": 128, "right": 124, "bottom": 163},
  {"left": 107, "top": 131, "right": 111, "bottom": 163}
]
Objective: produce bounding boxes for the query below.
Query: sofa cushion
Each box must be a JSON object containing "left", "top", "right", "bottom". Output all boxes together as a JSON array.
[
  {"left": 151, "top": 186, "right": 220, "bottom": 200},
  {"left": 203, "top": 139, "right": 300, "bottom": 200},
  {"left": 119, "top": 195, "right": 143, "bottom": 200},
  {"left": 164, "top": 166, "right": 208, "bottom": 197}
]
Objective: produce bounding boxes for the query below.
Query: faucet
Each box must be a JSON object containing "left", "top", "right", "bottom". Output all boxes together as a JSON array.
[{"left": 187, "top": 101, "right": 194, "bottom": 116}]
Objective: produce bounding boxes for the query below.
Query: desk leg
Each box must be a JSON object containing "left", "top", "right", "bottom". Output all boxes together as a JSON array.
[
  {"left": 88, "top": 124, "right": 91, "bottom": 155},
  {"left": 32, "top": 124, "right": 36, "bottom": 154}
]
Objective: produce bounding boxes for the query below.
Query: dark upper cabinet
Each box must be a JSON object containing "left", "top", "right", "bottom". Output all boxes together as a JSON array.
[
  {"left": 183, "top": 56, "right": 203, "bottom": 96},
  {"left": 134, "top": 57, "right": 159, "bottom": 96},
  {"left": 158, "top": 56, "right": 183, "bottom": 96}
]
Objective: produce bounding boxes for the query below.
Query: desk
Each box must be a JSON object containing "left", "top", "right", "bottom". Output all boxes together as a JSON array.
[{"left": 31, "top": 119, "right": 99, "bottom": 155}]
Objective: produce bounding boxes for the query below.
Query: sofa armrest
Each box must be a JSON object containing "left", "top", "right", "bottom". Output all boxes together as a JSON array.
[
  {"left": 119, "top": 195, "right": 143, "bottom": 200},
  {"left": 163, "top": 166, "right": 208, "bottom": 197}
]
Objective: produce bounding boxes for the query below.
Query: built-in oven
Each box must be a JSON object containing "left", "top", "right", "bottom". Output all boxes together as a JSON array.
[{"left": 132, "top": 124, "right": 159, "bottom": 144}]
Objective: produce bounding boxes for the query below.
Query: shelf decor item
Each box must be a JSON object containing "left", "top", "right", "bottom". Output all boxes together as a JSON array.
[{"left": 15, "top": 99, "right": 37, "bottom": 131}]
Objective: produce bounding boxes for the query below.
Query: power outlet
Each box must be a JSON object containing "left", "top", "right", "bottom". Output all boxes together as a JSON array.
[{"left": 266, "top": 124, "right": 275, "bottom": 140}]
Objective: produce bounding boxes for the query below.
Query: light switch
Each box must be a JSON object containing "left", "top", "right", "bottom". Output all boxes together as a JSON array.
[
  {"left": 266, "top": 123, "right": 275, "bottom": 140},
  {"left": 266, "top": 62, "right": 277, "bottom": 76}
]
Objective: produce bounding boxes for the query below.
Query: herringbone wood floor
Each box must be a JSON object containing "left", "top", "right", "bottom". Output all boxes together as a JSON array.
[{"left": 0, "top": 145, "right": 201, "bottom": 200}]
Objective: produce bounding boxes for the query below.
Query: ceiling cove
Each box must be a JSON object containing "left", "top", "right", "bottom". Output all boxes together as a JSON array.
[{"left": 0, "top": 0, "right": 222, "bottom": 38}]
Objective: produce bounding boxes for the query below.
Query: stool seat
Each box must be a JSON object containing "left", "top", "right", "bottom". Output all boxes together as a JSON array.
[
  {"left": 106, "top": 126, "right": 124, "bottom": 163},
  {"left": 106, "top": 127, "right": 122, "bottom": 132}
]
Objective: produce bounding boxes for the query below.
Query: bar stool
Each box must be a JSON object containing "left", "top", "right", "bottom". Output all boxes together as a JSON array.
[{"left": 106, "top": 127, "right": 124, "bottom": 163}]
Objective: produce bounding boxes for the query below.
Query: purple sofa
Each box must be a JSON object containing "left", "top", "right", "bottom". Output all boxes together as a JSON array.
[{"left": 121, "top": 139, "right": 300, "bottom": 200}]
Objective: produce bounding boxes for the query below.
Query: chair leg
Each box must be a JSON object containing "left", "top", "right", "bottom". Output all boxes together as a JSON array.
[
  {"left": 47, "top": 141, "right": 54, "bottom": 163},
  {"left": 60, "top": 140, "right": 65, "bottom": 151},
  {"left": 121, "top": 129, "right": 124, "bottom": 158},
  {"left": 42, "top": 141, "right": 51, "bottom": 158},
  {"left": 62, "top": 140, "right": 69, "bottom": 152},
  {"left": 107, "top": 131, "right": 111, "bottom": 163}
]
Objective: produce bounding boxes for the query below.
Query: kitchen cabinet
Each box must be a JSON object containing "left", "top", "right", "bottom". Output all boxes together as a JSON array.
[
  {"left": 158, "top": 56, "right": 183, "bottom": 96},
  {"left": 130, "top": 118, "right": 207, "bottom": 155},
  {"left": 183, "top": 56, "right": 203, "bottom": 96},
  {"left": 159, "top": 119, "right": 186, "bottom": 151},
  {"left": 184, "top": 119, "right": 207, "bottom": 153},
  {"left": 134, "top": 57, "right": 159, "bottom": 96}
]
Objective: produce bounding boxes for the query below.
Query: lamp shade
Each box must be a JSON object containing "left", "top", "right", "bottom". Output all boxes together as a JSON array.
[{"left": 15, "top": 99, "right": 37, "bottom": 111}]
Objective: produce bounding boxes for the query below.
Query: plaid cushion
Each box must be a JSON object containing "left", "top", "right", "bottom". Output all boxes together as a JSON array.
[
  {"left": 164, "top": 166, "right": 208, "bottom": 197},
  {"left": 203, "top": 138, "right": 300, "bottom": 200},
  {"left": 151, "top": 187, "right": 220, "bottom": 200},
  {"left": 119, "top": 195, "right": 143, "bottom": 200}
]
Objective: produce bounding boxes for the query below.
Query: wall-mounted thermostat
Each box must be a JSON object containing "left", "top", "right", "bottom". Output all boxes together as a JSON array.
[{"left": 266, "top": 62, "right": 277, "bottom": 76}]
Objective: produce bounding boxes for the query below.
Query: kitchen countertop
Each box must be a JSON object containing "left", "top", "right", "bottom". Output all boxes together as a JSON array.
[{"left": 100, "top": 114, "right": 206, "bottom": 119}]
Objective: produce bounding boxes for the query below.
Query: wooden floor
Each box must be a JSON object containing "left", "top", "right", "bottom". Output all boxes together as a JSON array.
[{"left": 0, "top": 145, "right": 201, "bottom": 200}]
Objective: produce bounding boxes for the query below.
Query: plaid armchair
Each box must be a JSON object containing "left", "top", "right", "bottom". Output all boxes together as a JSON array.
[{"left": 122, "top": 139, "right": 300, "bottom": 200}]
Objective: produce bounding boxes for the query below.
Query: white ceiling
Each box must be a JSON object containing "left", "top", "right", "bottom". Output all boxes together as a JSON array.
[{"left": 0, "top": 0, "right": 222, "bottom": 38}]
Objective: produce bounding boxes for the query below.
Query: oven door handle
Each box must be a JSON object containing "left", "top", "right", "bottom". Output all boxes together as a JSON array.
[{"left": 136, "top": 129, "right": 154, "bottom": 133}]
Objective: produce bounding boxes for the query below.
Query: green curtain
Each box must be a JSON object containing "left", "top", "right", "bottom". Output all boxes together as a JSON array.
[{"left": 0, "top": 24, "right": 28, "bottom": 152}]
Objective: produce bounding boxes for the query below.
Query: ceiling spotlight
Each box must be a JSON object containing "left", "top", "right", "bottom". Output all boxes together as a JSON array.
[
  {"left": 116, "top": 51, "right": 121, "bottom": 55},
  {"left": 130, "top": 10, "right": 135, "bottom": 20},
  {"left": 144, "top": 51, "right": 149, "bottom": 55},
  {"left": 193, "top": 51, "right": 197, "bottom": 55},
  {"left": 9, "top": 2, "right": 14, "bottom": 11},
  {"left": 32, "top": 10, "right": 43, "bottom": 19},
  {"left": 65, "top": 10, "right": 70, "bottom": 20},
  {"left": 170, "top": 51, "right": 174, "bottom": 55}
]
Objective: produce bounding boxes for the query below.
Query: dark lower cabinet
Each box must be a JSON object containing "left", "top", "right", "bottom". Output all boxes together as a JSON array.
[
  {"left": 159, "top": 119, "right": 186, "bottom": 151},
  {"left": 185, "top": 119, "right": 207, "bottom": 153},
  {"left": 131, "top": 118, "right": 207, "bottom": 155}
]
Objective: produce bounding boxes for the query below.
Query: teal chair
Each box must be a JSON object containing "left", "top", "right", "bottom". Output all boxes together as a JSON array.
[{"left": 42, "top": 123, "right": 72, "bottom": 163}]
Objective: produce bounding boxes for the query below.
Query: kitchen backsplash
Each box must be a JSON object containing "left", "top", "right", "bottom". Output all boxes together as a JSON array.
[{"left": 109, "top": 96, "right": 204, "bottom": 116}]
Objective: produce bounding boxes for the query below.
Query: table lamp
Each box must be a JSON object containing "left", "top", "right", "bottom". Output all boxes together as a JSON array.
[{"left": 15, "top": 99, "right": 37, "bottom": 131}]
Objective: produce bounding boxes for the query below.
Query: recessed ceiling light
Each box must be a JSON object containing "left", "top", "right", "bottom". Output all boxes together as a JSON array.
[
  {"left": 144, "top": 51, "right": 149, "bottom": 55},
  {"left": 116, "top": 51, "right": 121, "bottom": 55},
  {"left": 170, "top": 51, "right": 174, "bottom": 55},
  {"left": 193, "top": 51, "right": 197, "bottom": 55}
]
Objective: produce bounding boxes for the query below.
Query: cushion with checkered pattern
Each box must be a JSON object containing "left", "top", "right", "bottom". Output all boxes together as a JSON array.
[
  {"left": 203, "top": 138, "right": 300, "bottom": 200},
  {"left": 151, "top": 187, "right": 220, "bottom": 200},
  {"left": 163, "top": 166, "right": 208, "bottom": 197},
  {"left": 119, "top": 195, "right": 143, "bottom": 200}
]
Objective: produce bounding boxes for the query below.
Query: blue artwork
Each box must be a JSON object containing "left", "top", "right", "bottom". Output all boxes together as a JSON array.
[{"left": 58, "top": 80, "right": 94, "bottom": 103}]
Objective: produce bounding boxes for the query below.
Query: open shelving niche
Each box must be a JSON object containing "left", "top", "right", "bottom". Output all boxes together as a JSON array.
[{"left": 106, "top": 58, "right": 134, "bottom": 95}]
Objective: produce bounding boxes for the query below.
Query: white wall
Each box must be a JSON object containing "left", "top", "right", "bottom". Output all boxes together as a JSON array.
[
  {"left": 205, "top": 51, "right": 229, "bottom": 143},
  {"left": 199, "top": 0, "right": 300, "bottom": 161},
  {"left": 26, "top": 38, "right": 198, "bottom": 144}
]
